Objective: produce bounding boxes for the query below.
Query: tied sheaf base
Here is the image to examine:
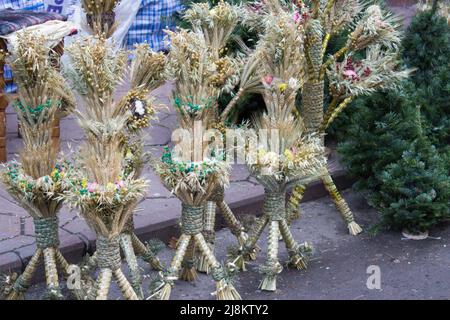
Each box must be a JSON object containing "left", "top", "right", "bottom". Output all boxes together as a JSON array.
[{"left": 149, "top": 205, "right": 241, "bottom": 300}]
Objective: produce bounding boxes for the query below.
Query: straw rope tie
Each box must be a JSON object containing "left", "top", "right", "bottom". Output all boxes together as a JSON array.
[
  {"left": 34, "top": 217, "right": 60, "bottom": 249},
  {"left": 264, "top": 191, "right": 285, "bottom": 221},
  {"left": 181, "top": 205, "right": 204, "bottom": 235},
  {"left": 96, "top": 236, "right": 122, "bottom": 270},
  {"left": 12, "top": 274, "right": 30, "bottom": 293}
]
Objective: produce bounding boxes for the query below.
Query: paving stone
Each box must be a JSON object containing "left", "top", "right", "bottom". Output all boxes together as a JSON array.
[
  {"left": 0, "top": 195, "right": 28, "bottom": 217},
  {"left": 0, "top": 252, "right": 21, "bottom": 273},
  {"left": 62, "top": 216, "right": 96, "bottom": 244},
  {"left": 0, "top": 214, "right": 21, "bottom": 239},
  {"left": 0, "top": 235, "right": 35, "bottom": 254},
  {"left": 230, "top": 164, "right": 251, "bottom": 182}
]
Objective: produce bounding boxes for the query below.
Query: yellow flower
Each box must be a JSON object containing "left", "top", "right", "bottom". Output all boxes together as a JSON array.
[
  {"left": 258, "top": 149, "right": 267, "bottom": 159},
  {"left": 284, "top": 149, "right": 294, "bottom": 161},
  {"left": 278, "top": 83, "right": 288, "bottom": 92},
  {"left": 81, "top": 178, "right": 88, "bottom": 188}
]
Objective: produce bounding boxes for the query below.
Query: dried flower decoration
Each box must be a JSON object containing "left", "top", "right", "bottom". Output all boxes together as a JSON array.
[{"left": 327, "top": 45, "right": 409, "bottom": 97}]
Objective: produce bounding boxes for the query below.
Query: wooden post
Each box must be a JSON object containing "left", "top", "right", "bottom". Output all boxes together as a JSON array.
[{"left": 0, "top": 39, "right": 8, "bottom": 163}]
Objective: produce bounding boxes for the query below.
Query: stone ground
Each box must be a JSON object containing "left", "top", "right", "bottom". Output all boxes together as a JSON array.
[{"left": 23, "top": 190, "right": 450, "bottom": 300}]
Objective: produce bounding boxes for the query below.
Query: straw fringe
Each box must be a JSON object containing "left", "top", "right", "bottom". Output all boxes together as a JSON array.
[{"left": 180, "top": 238, "right": 198, "bottom": 282}]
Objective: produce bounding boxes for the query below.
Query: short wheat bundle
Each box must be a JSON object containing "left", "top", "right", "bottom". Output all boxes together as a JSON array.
[
  {"left": 63, "top": 36, "right": 148, "bottom": 300},
  {"left": 245, "top": 0, "right": 409, "bottom": 236},
  {"left": 0, "top": 32, "right": 80, "bottom": 300},
  {"left": 76, "top": 44, "right": 168, "bottom": 299},
  {"left": 226, "top": 9, "right": 326, "bottom": 291},
  {"left": 81, "top": 0, "right": 120, "bottom": 37}
]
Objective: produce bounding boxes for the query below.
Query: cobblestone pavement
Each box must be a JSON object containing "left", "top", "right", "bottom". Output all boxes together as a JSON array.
[{"left": 23, "top": 190, "right": 450, "bottom": 300}]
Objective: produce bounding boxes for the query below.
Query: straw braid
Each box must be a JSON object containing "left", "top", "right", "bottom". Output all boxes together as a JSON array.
[
  {"left": 322, "top": 171, "right": 354, "bottom": 224},
  {"left": 218, "top": 201, "right": 245, "bottom": 238},
  {"left": 203, "top": 201, "right": 217, "bottom": 243},
  {"left": 120, "top": 233, "right": 143, "bottom": 298},
  {"left": 264, "top": 191, "right": 285, "bottom": 221},
  {"left": 169, "top": 234, "right": 192, "bottom": 278},
  {"left": 113, "top": 268, "right": 139, "bottom": 300},
  {"left": 279, "top": 219, "right": 312, "bottom": 270},
  {"left": 42, "top": 247, "right": 63, "bottom": 299},
  {"left": 242, "top": 215, "right": 269, "bottom": 257},
  {"left": 7, "top": 249, "right": 42, "bottom": 300},
  {"left": 286, "top": 184, "right": 306, "bottom": 225},
  {"left": 303, "top": 20, "right": 325, "bottom": 133},
  {"left": 95, "top": 269, "right": 112, "bottom": 300},
  {"left": 180, "top": 237, "right": 198, "bottom": 281},
  {"left": 259, "top": 221, "right": 282, "bottom": 291},
  {"left": 130, "top": 233, "right": 163, "bottom": 271}
]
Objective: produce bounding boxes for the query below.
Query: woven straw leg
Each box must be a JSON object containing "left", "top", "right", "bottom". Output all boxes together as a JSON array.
[
  {"left": 218, "top": 200, "right": 251, "bottom": 250},
  {"left": 194, "top": 233, "right": 241, "bottom": 300},
  {"left": 120, "top": 233, "right": 144, "bottom": 299},
  {"left": 42, "top": 248, "right": 63, "bottom": 300},
  {"left": 259, "top": 221, "right": 282, "bottom": 292},
  {"left": 196, "top": 201, "right": 216, "bottom": 273},
  {"left": 131, "top": 233, "right": 164, "bottom": 271},
  {"left": 95, "top": 268, "right": 112, "bottom": 300},
  {"left": 231, "top": 215, "right": 269, "bottom": 271},
  {"left": 322, "top": 170, "right": 362, "bottom": 235},
  {"left": 279, "top": 219, "right": 312, "bottom": 270},
  {"left": 54, "top": 250, "right": 91, "bottom": 300},
  {"left": 149, "top": 234, "right": 191, "bottom": 300},
  {"left": 113, "top": 268, "right": 139, "bottom": 300},
  {"left": 180, "top": 237, "right": 198, "bottom": 281},
  {"left": 286, "top": 184, "right": 306, "bottom": 225},
  {"left": 4, "top": 249, "right": 42, "bottom": 300}
]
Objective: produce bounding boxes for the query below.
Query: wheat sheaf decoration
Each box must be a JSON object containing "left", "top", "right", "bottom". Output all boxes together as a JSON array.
[
  {"left": 62, "top": 36, "right": 151, "bottom": 300},
  {"left": 0, "top": 32, "right": 82, "bottom": 300},
  {"left": 224, "top": 6, "right": 327, "bottom": 291}
]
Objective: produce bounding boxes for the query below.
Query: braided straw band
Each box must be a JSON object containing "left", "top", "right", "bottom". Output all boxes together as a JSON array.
[
  {"left": 263, "top": 191, "right": 286, "bottom": 221},
  {"left": 34, "top": 217, "right": 60, "bottom": 249},
  {"left": 181, "top": 204, "right": 204, "bottom": 235},
  {"left": 96, "top": 236, "right": 122, "bottom": 271}
]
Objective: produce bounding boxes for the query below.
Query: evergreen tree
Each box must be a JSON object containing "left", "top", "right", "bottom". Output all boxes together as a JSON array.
[
  {"left": 402, "top": 8, "right": 450, "bottom": 156},
  {"left": 374, "top": 137, "right": 450, "bottom": 233},
  {"left": 338, "top": 7, "right": 450, "bottom": 233}
]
